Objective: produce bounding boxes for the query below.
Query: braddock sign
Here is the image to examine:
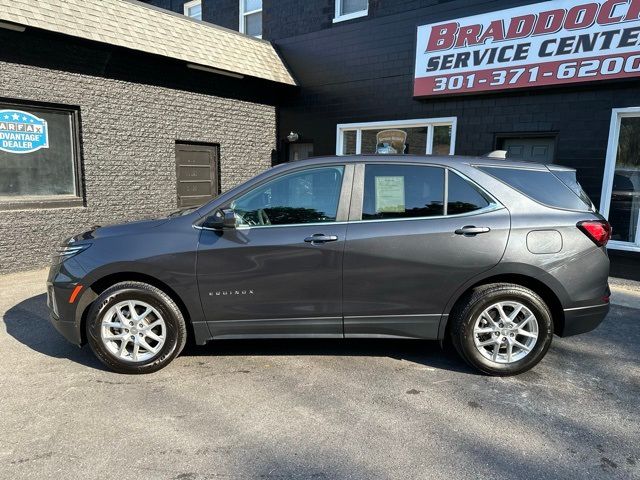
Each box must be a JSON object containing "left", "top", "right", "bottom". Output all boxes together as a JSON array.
[
  {"left": 0, "top": 109, "right": 49, "bottom": 154},
  {"left": 414, "top": 0, "right": 640, "bottom": 96}
]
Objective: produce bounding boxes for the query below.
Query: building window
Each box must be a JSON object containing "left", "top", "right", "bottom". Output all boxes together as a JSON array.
[
  {"left": 336, "top": 118, "right": 457, "bottom": 156},
  {"left": 601, "top": 107, "right": 640, "bottom": 252},
  {"left": 240, "top": 0, "right": 262, "bottom": 38},
  {"left": 0, "top": 102, "right": 82, "bottom": 210},
  {"left": 184, "top": 0, "right": 202, "bottom": 20},
  {"left": 334, "top": 0, "right": 368, "bottom": 23}
]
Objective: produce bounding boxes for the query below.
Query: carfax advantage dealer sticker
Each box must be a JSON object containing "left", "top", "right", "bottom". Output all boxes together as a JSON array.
[
  {"left": 414, "top": 0, "right": 640, "bottom": 96},
  {"left": 0, "top": 110, "right": 49, "bottom": 154}
]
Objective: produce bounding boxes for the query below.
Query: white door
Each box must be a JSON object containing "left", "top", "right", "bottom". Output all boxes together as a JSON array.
[{"left": 601, "top": 108, "right": 640, "bottom": 251}]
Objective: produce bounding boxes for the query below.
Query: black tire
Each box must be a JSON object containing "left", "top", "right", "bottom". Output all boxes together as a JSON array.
[
  {"left": 86, "top": 281, "right": 187, "bottom": 374},
  {"left": 450, "top": 283, "right": 553, "bottom": 376}
]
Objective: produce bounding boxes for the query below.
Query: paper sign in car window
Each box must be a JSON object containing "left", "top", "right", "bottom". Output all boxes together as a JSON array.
[{"left": 375, "top": 176, "right": 405, "bottom": 213}]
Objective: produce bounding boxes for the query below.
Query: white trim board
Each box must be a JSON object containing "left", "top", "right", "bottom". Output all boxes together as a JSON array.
[
  {"left": 183, "top": 0, "right": 202, "bottom": 19},
  {"left": 239, "top": 0, "right": 262, "bottom": 38},
  {"left": 600, "top": 107, "right": 640, "bottom": 251},
  {"left": 333, "top": 0, "right": 368, "bottom": 23},
  {"left": 335, "top": 117, "right": 458, "bottom": 156}
]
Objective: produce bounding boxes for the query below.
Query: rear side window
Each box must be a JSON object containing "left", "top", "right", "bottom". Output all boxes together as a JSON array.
[
  {"left": 478, "top": 166, "right": 590, "bottom": 211},
  {"left": 362, "top": 164, "right": 444, "bottom": 220},
  {"left": 447, "top": 171, "right": 491, "bottom": 215}
]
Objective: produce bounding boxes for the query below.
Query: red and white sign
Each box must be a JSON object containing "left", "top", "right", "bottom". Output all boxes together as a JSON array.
[{"left": 414, "top": 0, "right": 640, "bottom": 97}]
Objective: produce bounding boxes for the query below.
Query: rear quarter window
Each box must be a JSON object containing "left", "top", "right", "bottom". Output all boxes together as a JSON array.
[
  {"left": 550, "top": 169, "right": 594, "bottom": 209},
  {"left": 447, "top": 171, "right": 491, "bottom": 215},
  {"left": 478, "top": 166, "right": 591, "bottom": 211}
]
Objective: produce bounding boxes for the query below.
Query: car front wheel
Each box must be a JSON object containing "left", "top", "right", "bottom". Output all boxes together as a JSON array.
[
  {"left": 450, "top": 283, "right": 553, "bottom": 376},
  {"left": 86, "top": 281, "right": 187, "bottom": 374}
]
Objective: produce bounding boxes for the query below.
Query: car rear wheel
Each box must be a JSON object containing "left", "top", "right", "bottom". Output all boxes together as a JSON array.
[
  {"left": 86, "top": 281, "right": 187, "bottom": 374},
  {"left": 450, "top": 283, "right": 553, "bottom": 376}
]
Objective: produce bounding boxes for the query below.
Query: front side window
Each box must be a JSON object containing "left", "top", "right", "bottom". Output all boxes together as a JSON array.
[
  {"left": 240, "top": 0, "right": 262, "bottom": 37},
  {"left": 0, "top": 102, "right": 81, "bottom": 209},
  {"left": 335, "top": 0, "right": 368, "bottom": 22},
  {"left": 232, "top": 166, "right": 344, "bottom": 226},
  {"left": 362, "top": 165, "right": 444, "bottom": 220},
  {"left": 184, "top": 0, "right": 202, "bottom": 20}
]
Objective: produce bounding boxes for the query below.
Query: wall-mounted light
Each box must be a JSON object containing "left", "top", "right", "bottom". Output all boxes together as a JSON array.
[
  {"left": 187, "top": 63, "right": 244, "bottom": 79},
  {"left": 0, "top": 21, "right": 26, "bottom": 32},
  {"left": 287, "top": 131, "right": 299, "bottom": 142}
]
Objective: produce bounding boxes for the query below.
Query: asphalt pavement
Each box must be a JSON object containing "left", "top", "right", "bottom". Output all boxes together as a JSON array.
[{"left": 0, "top": 269, "right": 638, "bottom": 480}]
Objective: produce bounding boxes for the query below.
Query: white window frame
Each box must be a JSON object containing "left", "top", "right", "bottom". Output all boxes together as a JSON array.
[
  {"left": 239, "top": 0, "right": 262, "bottom": 38},
  {"left": 335, "top": 117, "right": 458, "bottom": 156},
  {"left": 333, "top": 0, "right": 369, "bottom": 23},
  {"left": 600, "top": 106, "right": 640, "bottom": 252},
  {"left": 183, "top": 0, "right": 202, "bottom": 20}
]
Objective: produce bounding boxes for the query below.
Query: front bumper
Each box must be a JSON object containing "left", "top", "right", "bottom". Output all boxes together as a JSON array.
[
  {"left": 47, "top": 257, "right": 88, "bottom": 346},
  {"left": 48, "top": 306, "right": 83, "bottom": 346},
  {"left": 560, "top": 303, "right": 610, "bottom": 337}
]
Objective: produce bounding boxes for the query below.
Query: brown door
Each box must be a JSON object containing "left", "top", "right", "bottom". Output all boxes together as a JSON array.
[
  {"left": 288, "top": 143, "right": 314, "bottom": 162},
  {"left": 175, "top": 143, "right": 219, "bottom": 208},
  {"left": 501, "top": 137, "right": 555, "bottom": 163}
]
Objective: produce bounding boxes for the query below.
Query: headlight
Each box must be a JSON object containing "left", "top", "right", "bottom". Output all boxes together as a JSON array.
[{"left": 51, "top": 243, "right": 91, "bottom": 264}]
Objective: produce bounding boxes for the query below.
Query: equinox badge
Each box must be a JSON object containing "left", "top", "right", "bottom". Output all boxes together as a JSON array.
[{"left": 210, "top": 290, "right": 255, "bottom": 296}]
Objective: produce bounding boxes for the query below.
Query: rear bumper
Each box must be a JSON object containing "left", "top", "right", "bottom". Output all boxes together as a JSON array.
[{"left": 560, "top": 303, "right": 610, "bottom": 337}]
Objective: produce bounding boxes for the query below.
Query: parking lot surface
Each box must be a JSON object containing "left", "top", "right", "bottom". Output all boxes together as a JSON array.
[{"left": 1, "top": 269, "right": 639, "bottom": 480}]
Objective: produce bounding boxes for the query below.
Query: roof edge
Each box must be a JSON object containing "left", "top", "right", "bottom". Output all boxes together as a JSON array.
[{"left": 0, "top": 0, "right": 296, "bottom": 86}]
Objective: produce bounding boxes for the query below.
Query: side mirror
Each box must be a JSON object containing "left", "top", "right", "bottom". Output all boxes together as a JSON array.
[{"left": 203, "top": 209, "right": 236, "bottom": 230}]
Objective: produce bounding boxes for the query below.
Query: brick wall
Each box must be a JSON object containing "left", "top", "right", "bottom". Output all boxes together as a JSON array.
[
  {"left": 0, "top": 29, "right": 278, "bottom": 274},
  {"left": 143, "top": 0, "right": 464, "bottom": 40},
  {"left": 264, "top": 0, "right": 478, "bottom": 41}
]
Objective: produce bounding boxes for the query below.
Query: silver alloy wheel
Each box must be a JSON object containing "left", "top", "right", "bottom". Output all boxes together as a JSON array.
[
  {"left": 100, "top": 300, "right": 166, "bottom": 363},
  {"left": 473, "top": 301, "right": 539, "bottom": 364}
]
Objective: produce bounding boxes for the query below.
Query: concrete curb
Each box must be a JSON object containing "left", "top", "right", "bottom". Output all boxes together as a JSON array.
[{"left": 610, "top": 284, "right": 640, "bottom": 309}]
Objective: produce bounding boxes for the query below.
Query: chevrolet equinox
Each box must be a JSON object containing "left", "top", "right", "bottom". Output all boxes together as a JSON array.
[{"left": 47, "top": 155, "right": 611, "bottom": 375}]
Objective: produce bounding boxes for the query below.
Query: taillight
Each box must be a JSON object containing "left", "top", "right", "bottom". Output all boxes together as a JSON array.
[{"left": 577, "top": 220, "right": 611, "bottom": 247}]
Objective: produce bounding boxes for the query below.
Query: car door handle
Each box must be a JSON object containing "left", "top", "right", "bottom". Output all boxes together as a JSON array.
[
  {"left": 304, "top": 234, "right": 339, "bottom": 244},
  {"left": 455, "top": 226, "right": 491, "bottom": 236}
]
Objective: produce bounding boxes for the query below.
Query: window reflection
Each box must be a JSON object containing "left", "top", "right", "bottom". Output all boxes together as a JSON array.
[
  {"left": 232, "top": 166, "right": 344, "bottom": 226},
  {"left": 609, "top": 117, "right": 640, "bottom": 243},
  {"left": 362, "top": 164, "right": 444, "bottom": 220}
]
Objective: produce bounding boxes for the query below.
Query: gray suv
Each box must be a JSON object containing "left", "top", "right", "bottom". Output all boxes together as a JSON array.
[{"left": 47, "top": 155, "right": 611, "bottom": 375}]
